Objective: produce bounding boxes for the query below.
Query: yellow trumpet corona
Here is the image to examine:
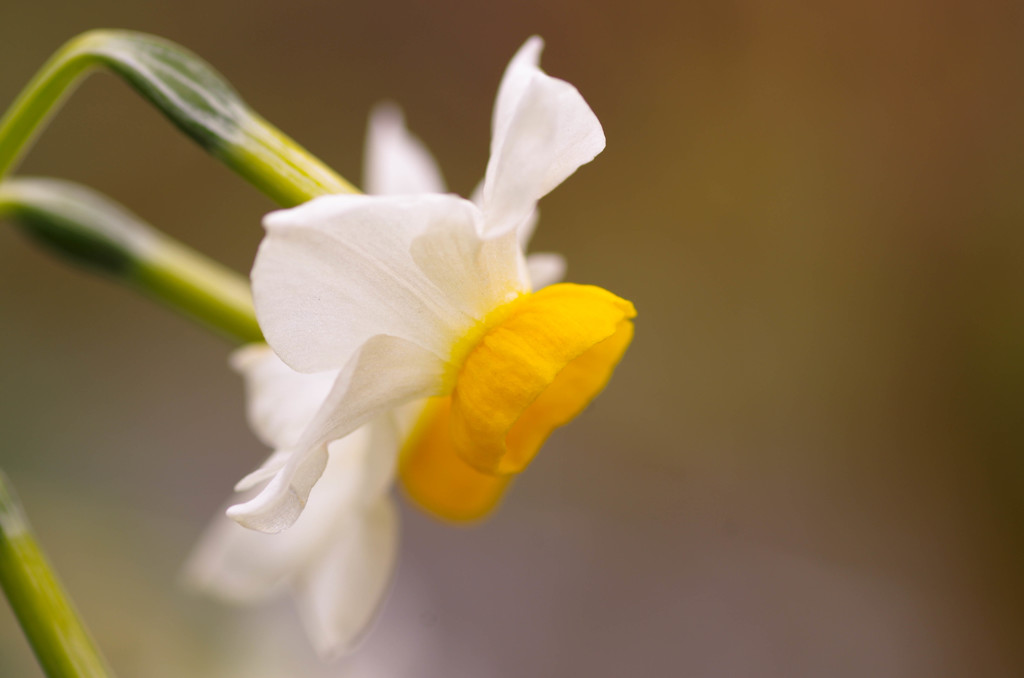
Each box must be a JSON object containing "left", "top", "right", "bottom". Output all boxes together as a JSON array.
[{"left": 403, "top": 283, "right": 635, "bottom": 521}]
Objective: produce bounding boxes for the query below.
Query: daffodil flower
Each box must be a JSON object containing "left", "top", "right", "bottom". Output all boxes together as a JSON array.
[
  {"left": 228, "top": 36, "right": 636, "bottom": 536},
  {"left": 186, "top": 83, "right": 574, "bottom": 654},
  {"left": 186, "top": 89, "right": 572, "bottom": 654}
]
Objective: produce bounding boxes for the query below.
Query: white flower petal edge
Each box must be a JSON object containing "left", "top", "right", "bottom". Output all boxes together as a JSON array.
[
  {"left": 185, "top": 416, "right": 400, "bottom": 655},
  {"left": 221, "top": 344, "right": 335, "bottom": 493},
  {"left": 481, "top": 36, "right": 606, "bottom": 236},
  {"left": 230, "top": 344, "right": 338, "bottom": 452},
  {"left": 233, "top": 448, "right": 290, "bottom": 492},
  {"left": 296, "top": 496, "right": 398, "bottom": 658},
  {"left": 469, "top": 180, "right": 539, "bottom": 287},
  {"left": 516, "top": 208, "right": 541, "bottom": 249},
  {"left": 185, "top": 425, "right": 375, "bottom": 601},
  {"left": 228, "top": 334, "right": 447, "bottom": 533},
  {"left": 364, "top": 103, "right": 446, "bottom": 196}
]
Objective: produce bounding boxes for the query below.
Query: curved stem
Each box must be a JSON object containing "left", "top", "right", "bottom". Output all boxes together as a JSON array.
[
  {"left": 134, "top": 236, "right": 263, "bottom": 345},
  {"left": 0, "top": 177, "right": 262, "bottom": 345},
  {"left": 0, "top": 30, "right": 358, "bottom": 206},
  {"left": 0, "top": 471, "right": 115, "bottom": 678}
]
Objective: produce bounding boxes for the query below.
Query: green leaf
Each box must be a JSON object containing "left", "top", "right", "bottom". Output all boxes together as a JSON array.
[{"left": 0, "top": 30, "right": 357, "bottom": 206}]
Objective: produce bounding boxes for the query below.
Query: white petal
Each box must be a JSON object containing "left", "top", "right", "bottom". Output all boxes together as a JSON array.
[
  {"left": 254, "top": 194, "right": 485, "bottom": 373},
  {"left": 234, "top": 448, "right": 290, "bottom": 492},
  {"left": 183, "top": 505, "right": 292, "bottom": 602},
  {"left": 227, "top": 335, "right": 446, "bottom": 533},
  {"left": 186, "top": 418, "right": 397, "bottom": 599},
  {"left": 310, "top": 416, "right": 400, "bottom": 511},
  {"left": 185, "top": 425, "right": 386, "bottom": 602},
  {"left": 481, "top": 43, "right": 606, "bottom": 235},
  {"left": 525, "top": 252, "right": 566, "bottom": 289},
  {"left": 391, "top": 398, "right": 430, "bottom": 443},
  {"left": 517, "top": 208, "right": 540, "bottom": 248},
  {"left": 490, "top": 36, "right": 545, "bottom": 163},
  {"left": 230, "top": 344, "right": 338, "bottom": 449},
  {"left": 353, "top": 415, "right": 402, "bottom": 506},
  {"left": 183, "top": 492, "right": 315, "bottom": 603},
  {"left": 295, "top": 497, "right": 399, "bottom": 658},
  {"left": 364, "top": 103, "right": 446, "bottom": 196},
  {"left": 409, "top": 211, "right": 525, "bottom": 318},
  {"left": 469, "top": 176, "right": 485, "bottom": 207},
  {"left": 470, "top": 176, "right": 541, "bottom": 245}
]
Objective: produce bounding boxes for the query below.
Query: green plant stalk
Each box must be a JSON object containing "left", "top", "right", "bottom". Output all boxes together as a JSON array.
[
  {"left": 0, "top": 30, "right": 358, "bottom": 206},
  {"left": 133, "top": 236, "right": 262, "bottom": 344},
  {"left": 0, "top": 471, "right": 115, "bottom": 678},
  {"left": 0, "top": 177, "right": 262, "bottom": 345}
]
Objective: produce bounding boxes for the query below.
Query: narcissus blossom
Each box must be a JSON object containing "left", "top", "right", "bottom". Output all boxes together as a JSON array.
[
  {"left": 186, "top": 62, "right": 578, "bottom": 655},
  {"left": 228, "top": 36, "right": 635, "bottom": 536}
]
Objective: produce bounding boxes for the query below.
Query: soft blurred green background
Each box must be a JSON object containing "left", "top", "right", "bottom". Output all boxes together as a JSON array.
[{"left": 2, "top": 0, "right": 1024, "bottom": 675}]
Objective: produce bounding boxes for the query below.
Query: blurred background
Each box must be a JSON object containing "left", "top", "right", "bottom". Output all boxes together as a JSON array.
[{"left": 2, "top": 0, "right": 1024, "bottom": 675}]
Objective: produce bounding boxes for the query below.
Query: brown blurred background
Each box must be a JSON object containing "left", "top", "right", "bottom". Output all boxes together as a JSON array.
[{"left": 2, "top": 0, "right": 1024, "bottom": 676}]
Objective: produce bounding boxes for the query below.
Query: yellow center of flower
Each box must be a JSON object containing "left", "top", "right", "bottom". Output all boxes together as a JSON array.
[{"left": 400, "top": 282, "right": 635, "bottom": 521}]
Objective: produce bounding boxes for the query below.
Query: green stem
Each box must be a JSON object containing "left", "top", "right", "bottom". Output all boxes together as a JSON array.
[
  {"left": 133, "top": 236, "right": 263, "bottom": 345},
  {"left": 0, "top": 471, "right": 115, "bottom": 678},
  {"left": 0, "top": 177, "right": 262, "bottom": 345},
  {"left": 0, "top": 30, "right": 358, "bottom": 206}
]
